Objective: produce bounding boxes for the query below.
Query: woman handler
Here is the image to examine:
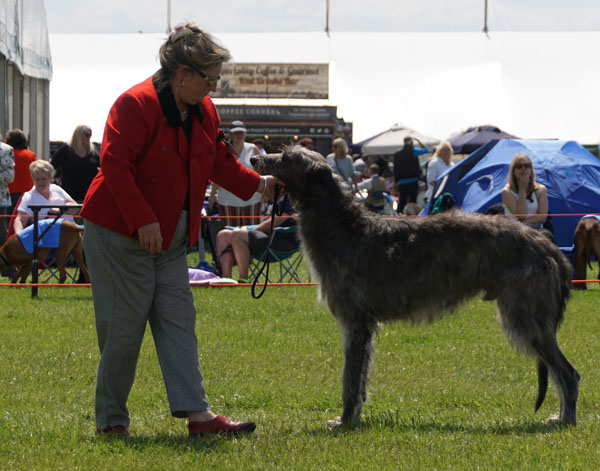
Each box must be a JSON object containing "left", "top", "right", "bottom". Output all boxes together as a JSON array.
[{"left": 81, "top": 22, "right": 282, "bottom": 438}]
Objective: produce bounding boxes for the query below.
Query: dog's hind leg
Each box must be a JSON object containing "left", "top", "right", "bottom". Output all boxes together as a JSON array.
[
  {"left": 70, "top": 237, "right": 90, "bottom": 283},
  {"left": 532, "top": 336, "right": 580, "bottom": 425},
  {"left": 53, "top": 244, "right": 70, "bottom": 283},
  {"left": 337, "top": 320, "right": 376, "bottom": 425},
  {"left": 497, "top": 293, "right": 579, "bottom": 425}
]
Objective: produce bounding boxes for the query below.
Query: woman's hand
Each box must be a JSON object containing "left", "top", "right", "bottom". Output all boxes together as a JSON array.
[
  {"left": 138, "top": 222, "right": 163, "bottom": 254},
  {"left": 516, "top": 171, "right": 529, "bottom": 191},
  {"left": 258, "top": 175, "right": 285, "bottom": 199}
]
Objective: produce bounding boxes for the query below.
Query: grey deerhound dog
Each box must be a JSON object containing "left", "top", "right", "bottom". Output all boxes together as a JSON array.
[{"left": 252, "top": 146, "right": 580, "bottom": 428}]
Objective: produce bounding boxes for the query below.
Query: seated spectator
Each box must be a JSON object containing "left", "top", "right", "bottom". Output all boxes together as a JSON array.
[
  {"left": 326, "top": 138, "right": 357, "bottom": 187},
  {"left": 215, "top": 196, "right": 296, "bottom": 282},
  {"left": 501, "top": 153, "right": 553, "bottom": 241},
  {"left": 357, "top": 164, "right": 387, "bottom": 214},
  {"left": 6, "top": 129, "right": 36, "bottom": 215},
  {"left": 50, "top": 125, "right": 100, "bottom": 203},
  {"left": 426, "top": 140, "right": 455, "bottom": 203},
  {"left": 209, "top": 121, "right": 263, "bottom": 226},
  {"left": 12, "top": 160, "right": 78, "bottom": 234}
]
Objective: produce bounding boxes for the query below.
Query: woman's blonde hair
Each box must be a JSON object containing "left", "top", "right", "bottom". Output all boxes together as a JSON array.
[
  {"left": 434, "top": 140, "right": 454, "bottom": 157},
  {"left": 29, "top": 159, "right": 54, "bottom": 178},
  {"left": 155, "top": 21, "right": 231, "bottom": 86},
  {"left": 70, "top": 125, "right": 94, "bottom": 155},
  {"left": 332, "top": 137, "right": 349, "bottom": 156},
  {"left": 508, "top": 153, "right": 537, "bottom": 194}
]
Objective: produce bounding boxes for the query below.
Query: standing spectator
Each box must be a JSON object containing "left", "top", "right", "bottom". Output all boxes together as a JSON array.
[
  {"left": 209, "top": 121, "right": 262, "bottom": 226},
  {"left": 0, "top": 134, "right": 15, "bottom": 246},
  {"left": 326, "top": 137, "right": 356, "bottom": 187},
  {"left": 426, "top": 140, "right": 455, "bottom": 203},
  {"left": 51, "top": 125, "right": 100, "bottom": 202},
  {"left": 6, "top": 129, "right": 36, "bottom": 215},
  {"left": 80, "top": 21, "right": 282, "bottom": 438},
  {"left": 393, "top": 136, "right": 428, "bottom": 213}
]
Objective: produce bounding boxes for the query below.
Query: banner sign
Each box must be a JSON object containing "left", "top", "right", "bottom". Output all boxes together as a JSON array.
[
  {"left": 220, "top": 124, "right": 334, "bottom": 137},
  {"left": 212, "top": 63, "right": 329, "bottom": 99},
  {"left": 216, "top": 105, "right": 337, "bottom": 122}
]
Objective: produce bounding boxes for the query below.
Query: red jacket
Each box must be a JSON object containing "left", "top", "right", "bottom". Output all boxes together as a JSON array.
[
  {"left": 81, "top": 77, "right": 259, "bottom": 249},
  {"left": 8, "top": 148, "right": 36, "bottom": 193}
]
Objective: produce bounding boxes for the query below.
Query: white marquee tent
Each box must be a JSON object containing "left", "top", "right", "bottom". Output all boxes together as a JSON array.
[{"left": 49, "top": 31, "right": 600, "bottom": 146}]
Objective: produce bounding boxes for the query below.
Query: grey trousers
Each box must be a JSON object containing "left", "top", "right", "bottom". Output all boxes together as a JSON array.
[{"left": 84, "top": 211, "right": 209, "bottom": 429}]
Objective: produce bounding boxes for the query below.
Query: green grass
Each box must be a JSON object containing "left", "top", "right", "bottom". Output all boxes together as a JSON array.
[{"left": 1, "top": 282, "right": 599, "bottom": 470}]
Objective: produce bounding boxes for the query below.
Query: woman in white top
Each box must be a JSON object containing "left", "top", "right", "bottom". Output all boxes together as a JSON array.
[
  {"left": 501, "top": 153, "right": 550, "bottom": 234},
  {"left": 13, "top": 160, "right": 78, "bottom": 233},
  {"left": 426, "top": 140, "right": 454, "bottom": 202},
  {"left": 209, "top": 121, "right": 262, "bottom": 226}
]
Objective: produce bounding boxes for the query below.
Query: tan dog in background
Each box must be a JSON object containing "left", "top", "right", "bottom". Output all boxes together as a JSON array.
[
  {"left": 0, "top": 220, "right": 90, "bottom": 284},
  {"left": 573, "top": 216, "right": 600, "bottom": 290}
]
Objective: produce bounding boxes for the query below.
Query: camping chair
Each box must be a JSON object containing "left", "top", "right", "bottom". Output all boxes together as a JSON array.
[{"left": 248, "top": 225, "right": 305, "bottom": 284}]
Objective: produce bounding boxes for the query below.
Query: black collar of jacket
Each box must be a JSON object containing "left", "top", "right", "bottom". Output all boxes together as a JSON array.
[{"left": 152, "top": 72, "right": 204, "bottom": 127}]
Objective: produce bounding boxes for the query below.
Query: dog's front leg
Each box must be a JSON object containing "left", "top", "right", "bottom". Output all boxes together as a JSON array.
[{"left": 330, "top": 320, "right": 375, "bottom": 428}]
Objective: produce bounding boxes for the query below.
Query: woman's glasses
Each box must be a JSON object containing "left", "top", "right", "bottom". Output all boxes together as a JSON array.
[
  {"left": 514, "top": 163, "right": 531, "bottom": 170},
  {"left": 83, "top": 132, "right": 92, "bottom": 138},
  {"left": 195, "top": 69, "right": 221, "bottom": 88}
]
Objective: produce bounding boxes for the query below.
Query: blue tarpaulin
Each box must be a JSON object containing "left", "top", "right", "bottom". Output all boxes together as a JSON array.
[{"left": 423, "top": 139, "right": 600, "bottom": 248}]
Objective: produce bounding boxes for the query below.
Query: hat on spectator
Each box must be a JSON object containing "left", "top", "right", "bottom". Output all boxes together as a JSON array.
[{"left": 230, "top": 121, "right": 247, "bottom": 133}]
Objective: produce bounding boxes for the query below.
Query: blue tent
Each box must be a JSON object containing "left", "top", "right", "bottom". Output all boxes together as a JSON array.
[{"left": 423, "top": 139, "right": 600, "bottom": 249}]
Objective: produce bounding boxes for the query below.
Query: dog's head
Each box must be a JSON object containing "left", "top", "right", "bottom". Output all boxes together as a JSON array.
[{"left": 251, "top": 145, "right": 338, "bottom": 202}]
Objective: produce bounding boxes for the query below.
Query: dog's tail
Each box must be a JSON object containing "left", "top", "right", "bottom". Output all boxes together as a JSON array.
[{"left": 534, "top": 359, "right": 549, "bottom": 412}]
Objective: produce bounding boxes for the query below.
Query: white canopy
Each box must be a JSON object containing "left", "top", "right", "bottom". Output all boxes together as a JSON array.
[
  {"left": 0, "top": 0, "right": 52, "bottom": 80},
  {"left": 361, "top": 124, "right": 441, "bottom": 156},
  {"left": 49, "top": 31, "right": 600, "bottom": 145}
]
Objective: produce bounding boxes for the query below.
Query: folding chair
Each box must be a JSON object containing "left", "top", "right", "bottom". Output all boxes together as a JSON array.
[{"left": 249, "top": 225, "right": 304, "bottom": 283}]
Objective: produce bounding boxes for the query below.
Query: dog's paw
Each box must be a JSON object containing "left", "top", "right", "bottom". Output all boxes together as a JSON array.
[
  {"left": 546, "top": 413, "right": 576, "bottom": 426},
  {"left": 326, "top": 416, "right": 343, "bottom": 431}
]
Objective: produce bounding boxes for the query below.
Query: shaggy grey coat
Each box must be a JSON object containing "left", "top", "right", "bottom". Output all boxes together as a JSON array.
[{"left": 252, "top": 146, "right": 579, "bottom": 427}]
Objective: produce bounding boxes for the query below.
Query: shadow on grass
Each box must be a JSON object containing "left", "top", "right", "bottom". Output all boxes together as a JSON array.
[
  {"left": 93, "top": 431, "right": 256, "bottom": 452},
  {"left": 306, "top": 410, "right": 570, "bottom": 437}
]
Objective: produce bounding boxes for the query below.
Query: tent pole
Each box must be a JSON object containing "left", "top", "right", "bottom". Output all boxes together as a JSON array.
[
  {"left": 166, "top": 0, "right": 171, "bottom": 34},
  {"left": 483, "top": 0, "right": 489, "bottom": 37},
  {"left": 325, "top": 0, "right": 330, "bottom": 37}
]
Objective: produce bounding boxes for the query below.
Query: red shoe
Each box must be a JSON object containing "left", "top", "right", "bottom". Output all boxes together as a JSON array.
[
  {"left": 96, "top": 425, "right": 133, "bottom": 438},
  {"left": 188, "top": 414, "right": 256, "bottom": 437}
]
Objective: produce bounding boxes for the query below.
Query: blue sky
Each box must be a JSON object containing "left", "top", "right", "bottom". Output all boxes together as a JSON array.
[{"left": 44, "top": 0, "right": 600, "bottom": 34}]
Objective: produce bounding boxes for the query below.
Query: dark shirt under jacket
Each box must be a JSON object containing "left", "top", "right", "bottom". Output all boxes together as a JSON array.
[{"left": 51, "top": 144, "right": 100, "bottom": 201}]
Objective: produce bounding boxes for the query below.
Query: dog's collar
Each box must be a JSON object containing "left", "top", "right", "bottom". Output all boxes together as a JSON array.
[{"left": 0, "top": 252, "right": 11, "bottom": 268}]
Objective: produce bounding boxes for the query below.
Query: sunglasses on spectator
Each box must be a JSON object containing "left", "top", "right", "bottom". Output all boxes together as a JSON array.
[
  {"left": 83, "top": 132, "right": 92, "bottom": 138},
  {"left": 194, "top": 69, "right": 221, "bottom": 87},
  {"left": 514, "top": 163, "right": 531, "bottom": 170}
]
